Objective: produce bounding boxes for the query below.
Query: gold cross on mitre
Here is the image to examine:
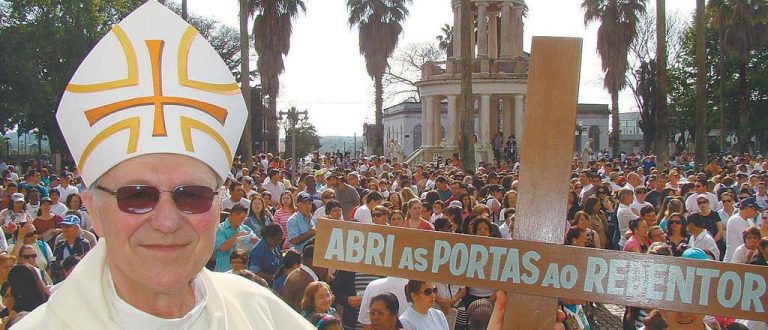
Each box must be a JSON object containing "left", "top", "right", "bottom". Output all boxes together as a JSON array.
[{"left": 56, "top": 1, "right": 247, "bottom": 185}]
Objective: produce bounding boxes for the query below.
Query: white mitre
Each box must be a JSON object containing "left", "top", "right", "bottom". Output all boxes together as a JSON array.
[{"left": 56, "top": 1, "right": 246, "bottom": 185}]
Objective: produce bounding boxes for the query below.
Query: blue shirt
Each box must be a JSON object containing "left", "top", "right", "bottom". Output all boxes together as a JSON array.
[
  {"left": 214, "top": 219, "right": 254, "bottom": 272},
  {"left": 248, "top": 239, "right": 282, "bottom": 275},
  {"left": 287, "top": 211, "right": 315, "bottom": 252}
]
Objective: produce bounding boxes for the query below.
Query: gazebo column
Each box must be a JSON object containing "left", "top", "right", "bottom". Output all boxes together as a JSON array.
[
  {"left": 512, "top": 4, "right": 524, "bottom": 58},
  {"left": 488, "top": 10, "right": 498, "bottom": 59},
  {"left": 514, "top": 94, "right": 525, "bottom": 144},
  {"left": 489, "top": 96, "right": 499, "bottom": 144},
  {"left": 502, "top": 95, "right": 514, "bottom": 140},
  {"left": 432, "top": 96, "right": 442, "bottom": 153},
  {"left": 500, "top": 3, "right": 512, "bottom": 59},
  {"left": 477, "top": 3, "right": 489, "bottom": 73},
  {"left": 446, "top": 95, "right": 460, "bottom": 151},
  {"left": 480, "top": 94, "right": 492, "bottom": 163}
]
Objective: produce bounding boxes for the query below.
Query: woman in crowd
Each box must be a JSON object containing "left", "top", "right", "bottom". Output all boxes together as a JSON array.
[
  {"left": 399, "top": 280, "right": 449, "bottom": 330},
  {"left": 387, "top": 192, "right": 402, "bottom": 213},
  {"left": 333, "top": 264, "right": 385, "bottom": 330},
  {"left": 313, "top": 189, "right": 336, "bottom": 220},
  {"left": 273, "top": 191, "right": 296, "bottom": 249},
  {"left": 748, "top": 238, "right": 768, "bottom": 266},
  {"left": 657, "top": 197, "right": 683, "bottom": 231},
  {"left": 404, "top": 199, "right": 433, "bottom": 230},
  {"left": 572, "top": 211, "right": 600, "bottom": 248},
  {"left": 456, "top": 193, "right": 474, "bottom": 220},
  {"left": 11, "top": 223, "right": 52, "bottom": 274},
  {"left": 499, "top": 190, "right": 517, "bottom": 221},
  {"left": 308, "top": 313, "right": 343, "bottom": 330},
  {"left": 64, "top": 193, "right": 91, "bottom": 231},
  {"left": 1, "top": 194, "right": 30, "bottom": 240},
  {"left": 0, "top": 253, "right": 16, "bottom": 284},
  {"left": 730, "top": 227, "right": 762, "bottom": 264},
  {"left": 31, "top": 197, "right": 62, "bottom": 245},
  {"left": 260, "top": 191, "right": 276, "bottom": 215},
  {"left": 565, "top": 226, "right": 587, "bottom": 247},
  {"left": 664, "top": 212, "right": 688, "bottom": 257},
  {"left": 248, "top": 224, "right": 283, "bottom": 285},
  {"left": 225, "top": 249, "right": 248, "bottom": 274},
  {"left": 581, "top": 197, "right": 608, "bottom": 249},
  {"left": 244, "top": 197, "right": 272, "bottom": 240},
  {"left": 566, "top": 190, "right": 581, "bottom": 223},
  {"left": 5, "top": 264, "right": 48, "bottom": 314},
  {"left": 443, "top": 205, "right": 464, "bottom": 234},
  {"left": 301, "top": 281, "right": 338, "bottom": 320},
  {"left": 623, "top": 218, "right": 649, "bottom": 253},
  {"left": 272, "top": 249, "right": 302, "bottom": 295},
  {"left": 399, "top": 189, "right": 418, "bottom": 213},
  {"left": 371, "top": 205, "right": 390, "bottom": 226},
  {"left": 388, "top": 210, "right": 405, "bottom": 227},
  {"left": 323, "top": 200, "right": 344, "bottom": 220},
  {"left": 369, "top": 293, "right": 404, "bottom": 330}
]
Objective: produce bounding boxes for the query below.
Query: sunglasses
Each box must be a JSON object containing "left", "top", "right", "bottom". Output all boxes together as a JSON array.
[
  {"left": 697, "top": 200, "right": 709, "bottom": 205},
  {"left": 96, "top": 184, "right": 217, "bottom": 214},
  {"left": 20, "top": 254, "right": 37, "bottom": 259},
  {"left": 669, "top": 220, "right": 681, "bottom": 224},
  {"left": 24, "top": 231, "right": 38, "bottom": 238},
  {"left": 372, "top": 213, "right": 383, "bottom": 217},
  {"left": 422, "top": 287, "right": 437, "bottom": 296}
]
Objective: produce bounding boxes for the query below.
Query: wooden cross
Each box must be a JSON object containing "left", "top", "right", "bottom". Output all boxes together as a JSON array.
[{"left": 314, "top": 37, "right": 768, "bottom": 328}]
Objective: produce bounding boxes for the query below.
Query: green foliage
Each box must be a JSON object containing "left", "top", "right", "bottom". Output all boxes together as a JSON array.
[
  {"left": 667, "top": 9, "right": 768, "bottom": 152},
  {"left": 0, "top": 0, "right": 250, "bottom": 160},
  {"left": 284, "top": 123, "right": 321, "bottom": 160}
]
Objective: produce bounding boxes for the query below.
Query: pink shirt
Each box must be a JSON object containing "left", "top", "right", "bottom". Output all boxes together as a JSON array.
[{"left": 273, "top": 207, "right": 295, "bottom": 249}]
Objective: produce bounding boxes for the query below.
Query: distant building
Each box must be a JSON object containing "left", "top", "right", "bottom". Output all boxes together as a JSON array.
[
  {"left": 382, "top": 101, "right": 610, "bottom": 158},
  {"left": 617, "top": 111, "right": 644, "bottom": 154}
]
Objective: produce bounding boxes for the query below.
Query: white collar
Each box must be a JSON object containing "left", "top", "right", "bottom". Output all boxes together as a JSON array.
[
  {"left": 299, "top": 264, "right": 319, "bottom": 281},
  {"left": 105, "top": 266, "right": 208, "bottom": 330}
]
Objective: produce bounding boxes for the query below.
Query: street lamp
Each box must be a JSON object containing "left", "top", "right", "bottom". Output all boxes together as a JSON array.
[{"left": 278, "top": 106, "right": 309, "bottom": 183}]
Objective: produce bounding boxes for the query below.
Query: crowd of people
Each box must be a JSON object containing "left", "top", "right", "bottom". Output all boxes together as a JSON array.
[{"left": 1, "top": 149, "right": 768, "bottom": 329}]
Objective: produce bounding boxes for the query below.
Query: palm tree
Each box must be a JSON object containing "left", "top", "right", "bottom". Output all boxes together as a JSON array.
[
  {"left": 250, "top": 0, "right": 306, "bottom": 153},
  {"left": 239, "top": 0, "right": 253, "bottom": 168},
  {"left": 347, "top": 0, "right": 412, "bottom": 156},
  {"left": 436, "top": 23, "right": 453, "bottom": 57},
  {"left": 694, "top": 0, "right": 706, "bottom": 165},
  {"left": 654, "top": 0, "right": 669, "bottom": 168},
  {"left": 582, "top": 0, "right": 647, "bottom": 156},
  {"left": 708, "top": 0, "right": 768, "bottom": 153}
]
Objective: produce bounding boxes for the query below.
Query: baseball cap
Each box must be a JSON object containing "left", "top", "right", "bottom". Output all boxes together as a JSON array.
[
  {"left": 11, "top": 193, "right": 24, "bottom": 203},
  {"left": 61, "top": 214, "right": 82, "bottom": 227},
  {"left": 296, "top": 192, "right": 312, "bottom": 203},
  {"left": 681, "top": 248, "right": 709, "bottom": 261},
  {"left": 49, "top": 174, "right": 59, "bottom": 181},
  {"left": 449, "top": 200, "right": 463, "bottom": 208},
  {"left": 40, "top": 197, "right": 52, "bottom": 205},
  {"left": 738, "top": 196, "right": 763, "bottom": 211}
]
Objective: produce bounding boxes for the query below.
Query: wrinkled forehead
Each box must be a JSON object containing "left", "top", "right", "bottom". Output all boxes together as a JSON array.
[{"left": 95, "top": 153, "right": 220, "bottom": 188}]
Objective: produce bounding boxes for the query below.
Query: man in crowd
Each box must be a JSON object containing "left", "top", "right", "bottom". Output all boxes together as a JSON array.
[
  {"left": 354, "top": 191, "right": 383, "bottom": 224},
  {"left": 214, "top": 204, "right": 256, "bottom": 272},
  {"left": 687, "top": 213, "right": 720, "bottom": 260},
  {"left": 685, "top": 178, "right": 720, "bottom": 213},
  {"left": 326, "top": 171, "right": 360, "bottom": 218},
  {"left": 220, "top": 181, "right": 250, "bottom": 212},
  {"left": 724, "top": 197, "right": 762, "bottom": 262},
  {"left": 262, "top": 169, "right": 286, "bottom": 207},
  {"left": 282, "top": 245, "right": 328, "bottom": 312},
  {"left": 287, "top": 193, "right": 316, "bottom": 252}
]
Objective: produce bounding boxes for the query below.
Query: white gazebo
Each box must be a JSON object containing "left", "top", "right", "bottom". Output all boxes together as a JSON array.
[{"left": 412, "top": 0, "right": 528, "bottom": 163}]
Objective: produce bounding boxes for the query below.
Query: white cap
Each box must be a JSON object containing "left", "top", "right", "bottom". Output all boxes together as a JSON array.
[{"left": 56, "top": 1, "right": 246, "bottom": 185}]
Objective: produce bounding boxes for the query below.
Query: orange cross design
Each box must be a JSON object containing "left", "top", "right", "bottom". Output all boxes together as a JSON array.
[
  {"left": 70, "top": 25, "right": 240, "bottom": 173},
  {"left": 83, "top": 40, "right": 228, "bottom": 136}
]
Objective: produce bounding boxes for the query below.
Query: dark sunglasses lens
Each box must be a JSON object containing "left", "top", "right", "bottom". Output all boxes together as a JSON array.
[
  {"left": 424, "top": 288, "right": 435, "bottom": 296},
  {"left": 173, "top": 185, "right": 216, "bottom": 214},
  {"left": 115, "top": 186, "right": 159, "bottom": 214}
]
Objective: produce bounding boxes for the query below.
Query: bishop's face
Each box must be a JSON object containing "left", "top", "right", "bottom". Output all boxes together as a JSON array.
[{"left": 83, "top": 154, "right": 220, "bottom": 301}]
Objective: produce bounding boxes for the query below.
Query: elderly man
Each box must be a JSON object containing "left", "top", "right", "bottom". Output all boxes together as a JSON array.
[
  {"left": 17, "top": 2, "right": 311, "bottom": 328},
  {"left": 326, "top": 171, "right": 360, "bottom": 218}
]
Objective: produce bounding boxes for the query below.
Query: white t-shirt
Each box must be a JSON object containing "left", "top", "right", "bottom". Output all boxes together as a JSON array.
[
  {"left": 358, "top": 277, "right": 409, "bottom": 325},
  {"left": 724, "top": 213, "right": 749, "bottom": 263},
  {"left": 730, "top": 244, "right": 754, "bottom": 264},
  {"left": 354, "top": 204, "right": 372, "bottom": 224},
  {"left": 55, "top": 185, "right": 79, "bottom": 202},
  {"left": 220, "top": 197, "right": 250, "bottom": 213},
  {"left": 617, "top": 204, "right": 635, "bottom": 247},
  {"left": 50, "top": 202, "right": 69, "bottom": 217},
  {"left": 399, "top": 307, "right": 449, "bottom": 330},
  {"left": 630, "top": 201, "right": 652, "bottom": 215},
  {"left": 689, "top": 230, "right": 720, "bottom": 260},
  {"left": 685, "top": 192, "right": 721, "bottom": 213}
]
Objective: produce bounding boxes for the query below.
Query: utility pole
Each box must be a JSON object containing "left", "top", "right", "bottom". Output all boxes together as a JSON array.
[
  {"left": 459, "top": 0, "right": 475, "bottom": 171},
  {"left": 694, "top": 0, "right": 707, "bottom": 166}
]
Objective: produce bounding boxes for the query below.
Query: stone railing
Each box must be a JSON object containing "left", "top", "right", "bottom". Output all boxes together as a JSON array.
[{"left": 421, "top": 57, "right": 529, "bottom": 80}]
